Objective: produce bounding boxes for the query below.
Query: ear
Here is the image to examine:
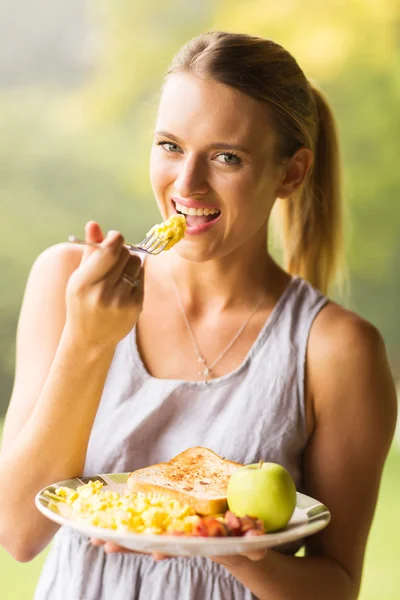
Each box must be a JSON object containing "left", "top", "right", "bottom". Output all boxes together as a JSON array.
[{"left": 275, "top": 148, "right": 313, "bottom": 199}]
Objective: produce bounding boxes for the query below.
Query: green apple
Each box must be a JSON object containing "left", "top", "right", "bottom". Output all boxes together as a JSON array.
[{"left": 227, "top": 462, "right": 296, "bottom": 532}]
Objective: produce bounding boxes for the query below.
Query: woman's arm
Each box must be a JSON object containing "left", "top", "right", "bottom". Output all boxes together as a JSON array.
[
  {"left": 0, "top": 226, "right": 143, "bottom": 562},
  {"left": 216, "top": 306, "right": 397, "bottom": 599}
]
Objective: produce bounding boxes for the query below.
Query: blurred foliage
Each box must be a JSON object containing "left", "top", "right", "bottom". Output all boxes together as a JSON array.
[{"left": 0, "top": 0, "right": 399, "bottom": 416}]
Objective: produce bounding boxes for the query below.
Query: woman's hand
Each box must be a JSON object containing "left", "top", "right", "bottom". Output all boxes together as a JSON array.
[
  {"left": 90, "top": 538, "right": 168, "bottom": 562},
  {"left": 210, "top": 549, "right": 267, "bottom": 567},
  {"left": 65, "top": 221, "right": 144, "bottom": 348},
  {"left": 90, "top": 537, "right": 266, "bottom": 565}
]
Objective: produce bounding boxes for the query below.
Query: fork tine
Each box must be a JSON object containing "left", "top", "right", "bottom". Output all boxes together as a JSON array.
[
  {"left": 137, "top": 235, "right": 171, "bottom": 255},
  {"left": 147, "top": 237, "right": 166, "bottom": 252},
  {"left": 149, "top": 239, "right": 171, "bottom": 254},
  {"left": 138, "top": 233, "right": 154, "bottom": 247},
  {"left": 139, "top": 234, "right": 158, "bottom": 251},
  {"left": 140, "top": 233, "right": 163, "bottom": 251}
]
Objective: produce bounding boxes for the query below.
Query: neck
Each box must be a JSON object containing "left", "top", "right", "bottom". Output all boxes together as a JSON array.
[{"left": 154, "top": 229, "right": 287, "bottom": 314}]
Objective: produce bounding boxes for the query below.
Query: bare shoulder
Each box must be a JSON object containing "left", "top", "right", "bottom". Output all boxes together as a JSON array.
[
  {"left": 309, "top": 301, "right": 384, "bottom": 361},
  {"left": 30, "top": 242, "right": 83, "bottom": 280},
  {"left": 17, "top": 242, "right": 83, "bottom": 342},
  {"left": 307, "top": 300, "right": 397, "bottom": 436}
]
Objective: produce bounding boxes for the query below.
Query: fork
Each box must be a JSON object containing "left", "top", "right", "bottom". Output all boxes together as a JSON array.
[{"left": 68, "top": 232, "right": 172, "bottom": 256}]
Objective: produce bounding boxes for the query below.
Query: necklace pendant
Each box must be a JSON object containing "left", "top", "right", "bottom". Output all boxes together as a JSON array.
[
  {"left": 172, "top": 264, "right": 263, "bottom": 384},
  {"left": 198, "top": 366, "right": 212, "bottom": 378}
]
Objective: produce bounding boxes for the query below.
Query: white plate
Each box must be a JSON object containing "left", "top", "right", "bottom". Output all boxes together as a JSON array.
[{"left": 35, "top": 473, "right": 330, "bottom": 557}]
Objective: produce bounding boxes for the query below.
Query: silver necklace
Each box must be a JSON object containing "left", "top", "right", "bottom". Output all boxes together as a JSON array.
[{"left": 170, "top": 269, "right": 263, "bottom": 380}]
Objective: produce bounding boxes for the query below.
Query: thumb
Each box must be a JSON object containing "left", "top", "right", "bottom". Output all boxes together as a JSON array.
[{"left": 81, "top": 221, "right": 105, "bottom": 264}]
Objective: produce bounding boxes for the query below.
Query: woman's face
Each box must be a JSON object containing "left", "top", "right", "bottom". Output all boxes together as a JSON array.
[{"left": 150, "top": 72, "right": 283, "bottom": 261}]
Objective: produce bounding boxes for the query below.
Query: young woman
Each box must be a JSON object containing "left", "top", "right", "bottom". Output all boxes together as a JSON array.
[{"left": 0, "top": 31, "right": 397, "bottom": 600}]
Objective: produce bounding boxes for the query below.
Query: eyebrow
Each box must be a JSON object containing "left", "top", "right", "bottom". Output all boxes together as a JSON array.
[{"left": 155, "top": 130, "right": 251, "bottom": 155}]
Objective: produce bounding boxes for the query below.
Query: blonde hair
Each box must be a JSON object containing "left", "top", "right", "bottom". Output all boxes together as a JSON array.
[{"left": 168, "top": 31, "right": 344, "bottom": 294}]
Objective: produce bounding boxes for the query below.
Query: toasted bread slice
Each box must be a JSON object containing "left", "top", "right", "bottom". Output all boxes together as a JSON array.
[{"left": 127, "top": 447, "right": 241, "bottom": 515}]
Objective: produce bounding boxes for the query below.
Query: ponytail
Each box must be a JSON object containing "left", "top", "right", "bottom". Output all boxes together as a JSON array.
[{"left": 276, "top": 83, "right": 345, "bottom": 294}]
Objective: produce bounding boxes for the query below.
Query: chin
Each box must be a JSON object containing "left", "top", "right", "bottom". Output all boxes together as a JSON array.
[
  {"left": 174, "top": 238, "right": 235, "bottom": 263},
  {"left": 172, "top": 243, "right": 215, "bottom": 263}
]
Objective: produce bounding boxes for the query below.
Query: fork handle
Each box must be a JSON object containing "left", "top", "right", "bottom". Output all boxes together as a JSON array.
[{"left": 67, "top": 236, "right": 146, "bottom": 254}]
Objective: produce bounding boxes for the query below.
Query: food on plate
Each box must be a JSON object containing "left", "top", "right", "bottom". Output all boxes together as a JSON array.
[
  {"left": 45, "top": 481, "right": 201, "bottom": 535},
  {"left": 127, "top": 446, "right": 240, "bottom": 516},
  {"left": 183, "top": 511, "right": 264, "bottom": 538},
  {"left": 227, "top": 461, "right": 297, "bottom": 532},
  {"left": 147, "top": 214, "right": 186, "bottom": 250},
  {"left": 42, "top": 449, "right": 297, "bottom": 538},
  {"left": 44, "top": 481, "right": 265, "bottom": 537}
]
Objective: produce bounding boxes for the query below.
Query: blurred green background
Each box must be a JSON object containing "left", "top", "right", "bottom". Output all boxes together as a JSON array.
[{"left": 0, "top": 0, "right": 399, "bottom": 598}]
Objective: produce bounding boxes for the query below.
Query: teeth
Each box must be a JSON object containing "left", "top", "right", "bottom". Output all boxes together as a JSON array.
[{"left": 175, "top": 202, "right": 220, "bottom": 216}]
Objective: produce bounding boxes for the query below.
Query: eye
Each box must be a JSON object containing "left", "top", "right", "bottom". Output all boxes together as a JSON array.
[
  {"left": 215, "top": 152, "right": 242, "bottom": 166},
  {"left": 156, "top": 141, "right": 182, "bottom": 153}
]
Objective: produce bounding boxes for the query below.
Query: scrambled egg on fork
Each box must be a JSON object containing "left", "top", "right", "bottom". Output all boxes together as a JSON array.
[
  {"left": 146, "top": 214, "right": 186, "bottom": 251},
  {"left": 46, "top": 481, "right": 200, "bottom": 535}
]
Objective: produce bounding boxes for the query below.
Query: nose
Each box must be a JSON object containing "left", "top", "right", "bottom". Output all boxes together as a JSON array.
[{"left": 174, "top": 154, "right": 210, "bottom": 198}]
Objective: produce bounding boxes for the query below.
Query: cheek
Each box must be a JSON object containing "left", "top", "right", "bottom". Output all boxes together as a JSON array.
[
  {"left": 149, "top": 149, "right": 172, "bottom": 194},
  {"left": 149, "top": 149, "right": 161, "bottom": 192},
  {"left": 246, "top": 166, "right": 277, "bottom": 215},
  {"left": 224, "top": 171, "right": 260, "bottom": 212},
  {"left": 225, "top": 170, "right": 274, "bottom": 226}
]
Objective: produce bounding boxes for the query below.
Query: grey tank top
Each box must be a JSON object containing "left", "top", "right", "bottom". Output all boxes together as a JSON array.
[{"left": 34, "top": 276, "right": 327, "bottom": 600}]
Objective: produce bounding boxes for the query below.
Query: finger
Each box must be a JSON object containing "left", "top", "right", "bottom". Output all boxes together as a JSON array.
[
  {"left": 103, "top": 246, "right": 132, "bottom": 288},
  {"left": 152, "top": 552, "right": 171, "bottom": 561},
  {"left": 129, "top": 265, "right": 144, "bottom": 298},
  {"left": 122, "top": 264, "right": 144, "bottom": 302},
  {"left": 78, "top": 230, "right": 126, "bottom": 284},
  {"left": 81, "top": 221, "right": 105, "bottom": 264},
  {"left": 122, "top": 254, "right": 143, "bottom": 281},
  {"left": 243, "top": 549, "right": 267, "bottom": 561},
  {"left": 114, "top": 255, "right": 143, "bottom": 296},
  {"left": 90, "top": 538, "right": 106, "bottom": 546},
  {"left": 111, "top": 253, "right": 142, "bottom": 290},
  {"left": 210, "top": 555, "right": 243, "bottom": 567},
  {"left": 103, "top": 542, "right": 139, "bottom": 554}
]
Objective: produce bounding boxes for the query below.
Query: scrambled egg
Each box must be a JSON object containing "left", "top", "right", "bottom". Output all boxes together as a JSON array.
[
  {"left": 45, "top": 480, "right": 200, "bottom": 535},
  {"left": 147, "top": 214, "right": 187, "bottom": 250}
]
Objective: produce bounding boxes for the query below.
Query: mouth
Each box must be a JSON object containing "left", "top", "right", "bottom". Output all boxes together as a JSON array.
[{"left": 171, "top": 198, "right": 221, "bottom": 233}]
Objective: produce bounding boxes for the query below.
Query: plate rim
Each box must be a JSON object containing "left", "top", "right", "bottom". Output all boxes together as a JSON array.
[{"left": 35, "top": 472, "right": 331, "bottom": 550}]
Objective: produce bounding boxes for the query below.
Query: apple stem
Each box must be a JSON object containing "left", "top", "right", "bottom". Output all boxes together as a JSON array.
[{"left": 259, "top": 459, "right": 263, "bottom": 469}]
